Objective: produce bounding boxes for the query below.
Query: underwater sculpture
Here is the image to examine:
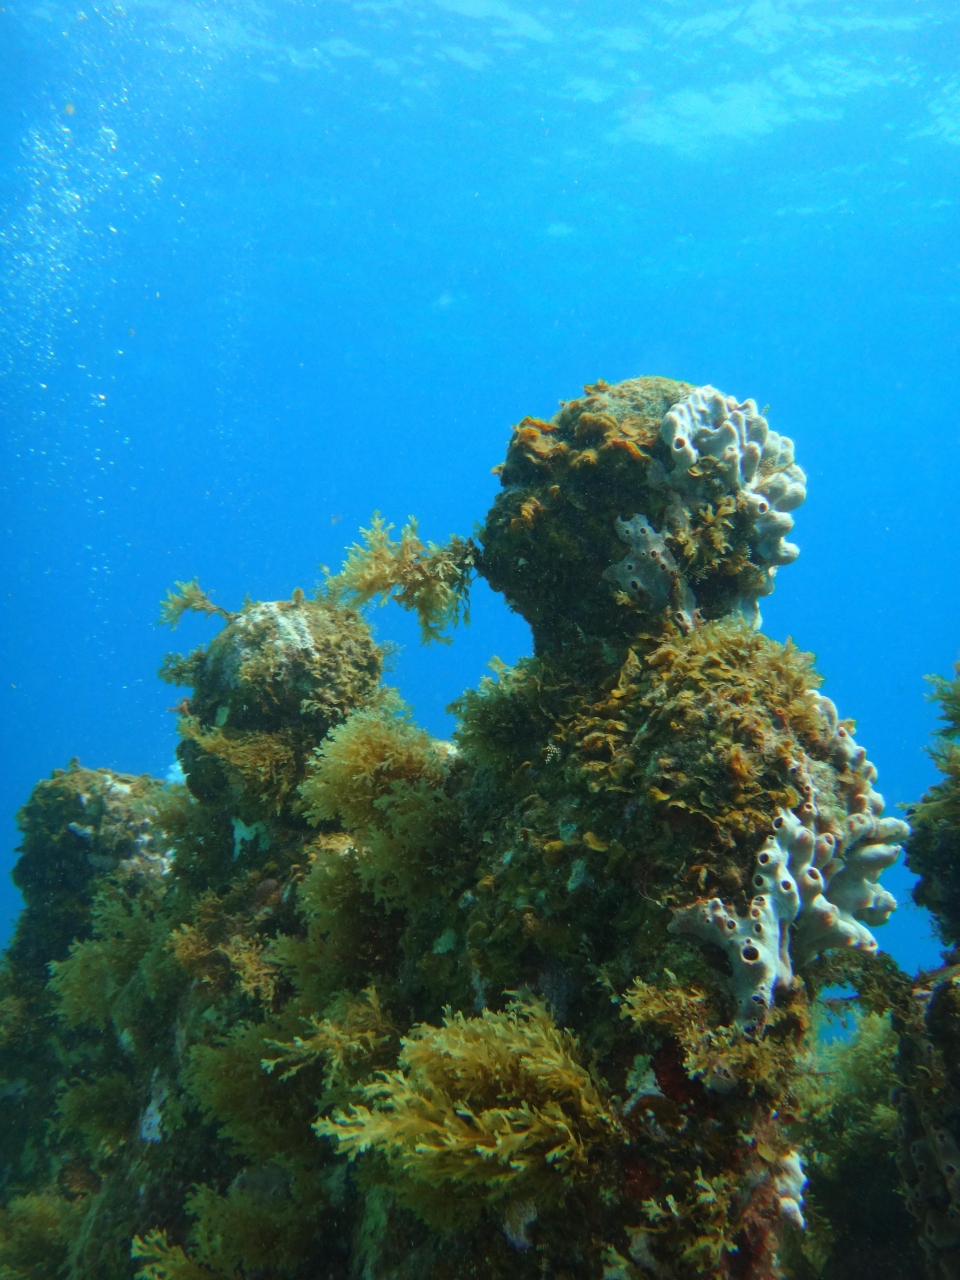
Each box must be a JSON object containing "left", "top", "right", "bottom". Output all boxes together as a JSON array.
[{"left": 0, "top": 377, "right": 918, "bottom": 1279}]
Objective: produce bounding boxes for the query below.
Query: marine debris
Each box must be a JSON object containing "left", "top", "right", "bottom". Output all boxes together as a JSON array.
[{"left": 0, "top": 376, "right": 914, "bottom": 1280}]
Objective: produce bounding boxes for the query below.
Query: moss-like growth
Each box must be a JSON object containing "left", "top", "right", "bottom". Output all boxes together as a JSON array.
[
  {"left": 0, "top": 1193, "right": 85, "bottom": 1280},
  {"left": 298, "top": 696, "right": 466, "bottom": 911},
  {"left": 49, "top": 877, "right": 179, "bottom": 1035},
  {"left": 300, "top": 697, "right": 449, "bottom": 831}
]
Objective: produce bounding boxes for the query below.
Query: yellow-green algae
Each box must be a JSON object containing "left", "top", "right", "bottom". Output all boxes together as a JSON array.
[
  {"left": 324, "top": 514, "right": 474, "bottom": 645},
  {"left": 0, "top": 376, "right": 922, "bottom": 1280}
]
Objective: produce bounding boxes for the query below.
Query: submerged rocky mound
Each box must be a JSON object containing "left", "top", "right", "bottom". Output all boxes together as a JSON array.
[{"left": 0, "top": 377, "right": 923, "bottom": 1280}]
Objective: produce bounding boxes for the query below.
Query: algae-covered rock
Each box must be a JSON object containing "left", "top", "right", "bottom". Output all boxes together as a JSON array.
[
  {"left": 0, "top": 764, "right": 174, "bottom": 1208},
  {"left": 892, "top": 962, "right": 960, "bottom": 1280},
  {"left": 784, "top": 1001, "right": 924, "bottom": 1280},
  {"left": 478, "top": 376, "right": 806, "bottom": 653},
  {"left": 10, "top": 762, "right": 171, "bottom": 981},
  {"left": 0, "top": 376, "right": 913, "bottom": 1280},
  {"left": 161, "top": 588, "right": 383, "bottom": 828},
  {"left": 169, "top": 592, "right": 382, "bottom": 738}
]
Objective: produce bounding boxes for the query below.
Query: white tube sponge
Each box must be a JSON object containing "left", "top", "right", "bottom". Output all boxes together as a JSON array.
[
  {"left": 670, "top": 726, "right": 908, "bottom": 1025},
  {"left": 602, "top": 515, "right": 678, "bottom": 612},
  {"left": 801, "top": 694, "right": 908, "bottom": 953},
  {"left": 773, "top": 1150, "right": 808, "bottom": 1231},
  {"left": 772, "top": 812, "right": 861, "bottom": 963},
  {"left": 601, "top": 384, "right": 806, "bottom": 629},
  {"left": 603, "top": 514, "right": 697, "bottom": 630},
  {"left": 669, "top": 837, "right": 800, "bottom": 1027},
  {"left": 659, "top": 385, "right": 807, "bottom": 577}
]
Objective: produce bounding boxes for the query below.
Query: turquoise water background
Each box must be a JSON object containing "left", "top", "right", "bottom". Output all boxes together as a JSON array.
[{"left": 1, "top": 0, "right": 958, "bottom": 971}]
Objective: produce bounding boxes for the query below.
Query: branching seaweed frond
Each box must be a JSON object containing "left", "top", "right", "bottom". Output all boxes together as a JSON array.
[
  {"left": 622, "top": 977, "right": 807, "bottom": 1097},
  {"left": 131, "top": 1229, "right": 223, "bottom": 1280},
  {"left": 325, "top": 514, "right": 475, "bottom": 644},
  {"left": 159, "top": 579, "right": 237, "bottom": 630},
  {"left": 262, "top": 986, "right": 393, "bottom": 1093},
  {"left": 315, "top": 998, "right": 619, "bottom": 1200},
  {"left": 928, "top": 661, "right": 960, "bottom": 740},
  {"left": 177, "top": 718, "right": 298, "bottom": 813}
]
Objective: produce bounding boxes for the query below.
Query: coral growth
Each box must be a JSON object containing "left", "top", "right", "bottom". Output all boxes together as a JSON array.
[{"left": 0, "top": 374, "right": 912, "bottom": 1280}]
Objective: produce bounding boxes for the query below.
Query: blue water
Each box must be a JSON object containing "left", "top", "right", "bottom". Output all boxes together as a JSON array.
[{"left": 2, "top": 0, "right": 958, "bottom": 974}]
